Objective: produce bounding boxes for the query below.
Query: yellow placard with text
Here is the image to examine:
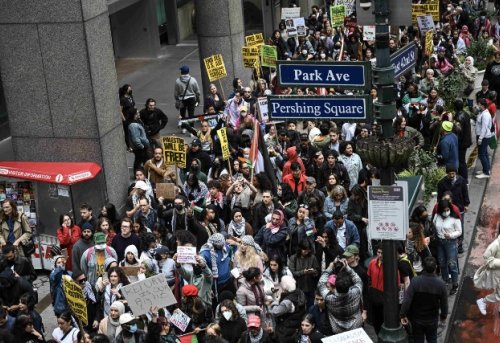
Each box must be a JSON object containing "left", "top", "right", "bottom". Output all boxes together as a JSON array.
[
  {"left": 217, "top": 128, "right": 231, "bottom": 161},
  {"left": 63, "top": 275, "right": 88, "bottom": 325},
  {"left": 204, "top": 54, "right": 227, "bottom": 82},
  {"left": 161, "top": 136, "right": 186, "bottom": 169},
  {"left": 245, "top": 33, "right": 264, "bottom": 46},
  {"left": 242, "top": 46, "right": 260, "bottom": 68},
  {"left": 412, "top": 0, "right": 439, "bottom": 23},
  {"left": 425, "top": 30, "right": 434, "bottom": 56}
]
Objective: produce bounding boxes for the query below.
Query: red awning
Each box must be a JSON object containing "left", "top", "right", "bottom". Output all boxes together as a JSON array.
[{"left": 0, "top": 161, "right": 102, "bottom": 185}]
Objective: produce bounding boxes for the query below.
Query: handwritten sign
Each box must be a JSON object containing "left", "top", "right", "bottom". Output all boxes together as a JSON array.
[
  {"left": 412, "top": 0, "right": 439, "bottom": 23},
  {"left": 121, "top": 274, "right": 177, "bottom": 315},
  {"left": 161, "top": 136, "right": 186, "bottom": 169},
  {"left": 363, "top": 26, "right": 375, "bottom": 41},
  {"left": 321, "top": 328, "right": 373, "bottom": 343},
  {"left": 425, "top": 30, "right": 433, "bottom": 56},
  {"left": 281, "top": 7, "right": 300, "bottom": 19},
  {"left": 245, "top": 33, "right": 264, "bottom": 47},
  {"left": 242, "top": 46, "right": 260, "bottom": 68},
  {"left": 176, "top": 246, "right": 197, "bottom": 264},
  {"left": 156, "top": 183, "right": 176, "bottom": 200},
  {"left": 204, "top": 54, "right": 227, "bottom": 82},
  {"left": 330, "top": 5, "right": 346, "bottom": 27},
  {"left": 217, "top": 128, "right": 231, "bottom": 161},
  {"left": 170, "top": 309, "right": 191, "bottom": 332},
  {"left": 121, "top": 266, "right": 140, "bottom": 277},
  {"left": 417, "top": 14, "right": 435, "bottom": 34},
  {"left": 63, "top": 275, "right": 88, "bottom": 325},
  {"left": 260, "top": 45, "right": 277, "bottom": 68}
]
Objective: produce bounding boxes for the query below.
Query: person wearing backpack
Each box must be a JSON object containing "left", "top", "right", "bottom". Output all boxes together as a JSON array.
[
  {"left": 80, "top": 232, "right": 117, "bottom": 287},
  {"left": 397, "top": 244, "right": 415, "bottom": 306}
]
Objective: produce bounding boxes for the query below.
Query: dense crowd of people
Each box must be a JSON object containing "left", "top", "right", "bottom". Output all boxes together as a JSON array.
[{"left": 1, "top": 2, "right": 500, "bottom": 343}]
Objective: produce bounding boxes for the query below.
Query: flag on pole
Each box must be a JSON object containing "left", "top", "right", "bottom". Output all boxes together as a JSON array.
[
  {"left": 249, "top": 119, "right": 264, "bottom": 173},
  {"left": 179, "top": 333, "right": 198, "bottom": 343}
]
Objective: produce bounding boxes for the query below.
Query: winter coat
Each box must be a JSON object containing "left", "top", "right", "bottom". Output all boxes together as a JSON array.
[
  {"left": 289, "top": 253, "right": 320, "bottom": 292},
  {"left": 50, "top": 267, "right": 71, "bottom": 316},
  {"left": 255, "top": 225, "right": 288, "bottom": 263},
  {"left": 236, "top": 279, "right": 266, "bottom": 315},
  {"left": 56, "top": 225, "right": 81, "bottom": 271},
  {"left": 0, "top": 212, "right": 32, "bottom": 257},
  {"left": 282, "top": 146, "right": 306, "bottom": 178}
]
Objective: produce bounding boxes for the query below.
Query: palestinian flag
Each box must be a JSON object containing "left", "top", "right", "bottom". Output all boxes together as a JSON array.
[
  {"left": 249, "top": 119, "right": 277, "bottom": 192},
  {"left": 179, "top": 333, "right": 198, "bottom": 343}
]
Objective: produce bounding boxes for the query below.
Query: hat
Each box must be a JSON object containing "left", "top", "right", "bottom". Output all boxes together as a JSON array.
[
  {"left": 306, "top": 176, "right": 316, "bottom": 184},
  {"left": 53, "top": 255, "right": 65, "bottom": 267},
  {"left": 343, "top": 245, "right": 360, "bottom": 257},
  {"left": 441, "top": 121, "right": 453, "bottom": 132},
  {"left": 247, "top": 314, "right": 261, "bottom": 328},
  {"left": 191, "top": 139, "right": 202, "bottom": 146},
  {"left": 180, "top": 65, "right": 189, "bottom": 74},
  {"left": 119, "top": 313, "right": 135, "bottom": 325},
  {"left": 300, "top": 133, "right": 309, "bottom": 141},
  {"left": 94, "top": 232, "right": 107, "bottom": 249},
  {"left": 240, "top": 106, "right": 248, "bottom": 113},
  {"left": 419, "top": 100, "right": 428, "bottom": 107},
  {"left": 133, "top": 180, "right": 149, "bottom": 191},
  {"left": 327, "top": 274, "right": 337, "bottom": 286},
  {"left": 155, "top": 246, "right": 170, "bottom": 256},
  {"left": 81, "top": 222, "right": 94, "bottom": 233},
  {"left": 182, "top": 284, "right": 199, "bottom": 297}
]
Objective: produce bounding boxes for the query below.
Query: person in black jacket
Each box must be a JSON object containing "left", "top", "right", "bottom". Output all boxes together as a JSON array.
[
  {"left": 0, "top": 244, "right": 37, "bottom": 284},
  {"left": 140, "top": 98, "right": 168, "bottom": 149},
  {"left": 400, "top": 257, "right": 448, "bottom": 343},
  {"left": 454, "top": 99, "right": 472, "bottom": 180},
  {"left": 0, "top": 267, "right": 34, "bottom": 308},
  {"left": 319, "top": 150, "right": 350, "bottom": 191},
  {"left": 218, "top": 299, "right": 247, "bottom": 343}
]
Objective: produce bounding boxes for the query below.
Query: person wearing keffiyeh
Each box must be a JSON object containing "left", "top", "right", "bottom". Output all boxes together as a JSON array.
[
  {"left": 227, "top": 208, "right": 253, "bottom": 239},
  {"left": 200, "top": 233, "right": 235, "bottom": 295},
  {"left": 255, "top": 210, "right": 288, "bottom": 265}
]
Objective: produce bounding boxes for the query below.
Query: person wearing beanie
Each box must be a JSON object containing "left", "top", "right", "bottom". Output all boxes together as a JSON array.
[
  {"left": 179, "top": 283, "right": 211, "bottom": 336},
  {"left": 177, "top": 252, "right": 214, "bottom": 308},
  {"left": 98, "top": 301, "right": 125, "bottom": 341},
  {"left": 71, "top": 222, "right": 94, "bottom": 276},
  {"left": 438, "top": 121, "right": 459, "bottom": 171},
  {"left": 49, "top": 255, "right": 71, "bottom": 316}
]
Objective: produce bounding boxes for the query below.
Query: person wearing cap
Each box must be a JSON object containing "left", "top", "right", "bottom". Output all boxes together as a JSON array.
[
  {"left": 239, "top": 313, "right": 274, "bottom": 343},
  {"left": 114, "top": 313, "right": 146, "bottom": 343},
  {"left": 475, "top": 98, "right": 493, "bottom": 178},
  {"left": 179, "top": 284, "right": 211, "bottom": 335},
  {"left": 437, "top": 121, "right": 459, "bottom": 170},
  {"left": 186, "top": 139, "right": 212, "bottom": 175},
  {"left": 297, "top": 176, "right": 325, "bottom": 209},
  {"left": 125, "top": 180, "right": 153, "bottom": 219},
  {"left": 80, "top": 232, "right": 117, "bottom": 287},
  {"left": 71, "top": 221, "right": 95, "bottom": 276},
  {"left": 174, "top": 65, "right": 200, "bottom": 122}
]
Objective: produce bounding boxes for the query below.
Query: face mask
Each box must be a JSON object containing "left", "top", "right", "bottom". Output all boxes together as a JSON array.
[
  {"left": 320, "top": 53, "right": 326, "bottom": 59},
  {"left": 191, "top": 166, "right": 200, "bottom": 172},
  {"left": 148, "top": 248, "right": 156, "bottom": 256},
  {"left": 442, "top": 210, "right": 450, "bottom": 218},
  {"left": 223, "top": 311, "right": 232, "bottom": 321},
  {"left": 175, "top": 204, "right": 184, "bottom": 211},
  {"left": 302, "top": 50, "right": 308, "bottom": 56},
  {"left": 126, "top": 324, "right": 138, "bottom": 333}
]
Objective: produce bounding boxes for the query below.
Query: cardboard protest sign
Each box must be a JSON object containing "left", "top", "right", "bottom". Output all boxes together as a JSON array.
[
  {"left": 417, "top": 14, "right": 435, "bottom": 34},
  {"left": 321, "top": 328, "right": 373, "bottom": 343},
  {"left": 162, "top": 136, "right": 186, "bottom": 168},
  {"left": 176, "top": 246, "right": 197, "bottom": 264},
  {"left": 245, "top": 33, "right": 264, "bottom": 46},
  {"left": 330, "top": 5, "right": 346, "bottom": 27},
  {"left": 242, "top": 46, "right": 260, "bottom": 68},
  {"left": 170, "top": 309, "right": 191, "bottom": 332},
  {"left": 121, "top": 274, "right": 177, "bottom": 315},
  {"left": 363, "top": 26, "right": 375, "bottom": 41},
  {"left": 281, "top": 7, "right": 300, "bottom": 19},
  {"left": 260, "top": 45, "right": 277, "bottom": 68},
  {"left": 156, "top": 183, "right": 176, "bottom": 200},
  {"left": 425, "top": 30, "right": 434, "bottom": 56},
  {"left": 121, "top": 266, "right": 140, "bottom": 277},
  {"left": 412, "top": 0, "right": 439, "bottom": 23},
  {"left": 217, "top": 128, "right": 231, "bottom": 161},
  {"left": 203, "top": 54, "right": 227, "bottom": 82},
  {"left": 63, "top": 275, "right": 88, "bottom": 325}
]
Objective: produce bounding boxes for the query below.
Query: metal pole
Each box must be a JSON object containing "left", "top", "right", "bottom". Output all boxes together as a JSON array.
[{"left": 373, "top": 0, "right": 407, "bottom": 342}]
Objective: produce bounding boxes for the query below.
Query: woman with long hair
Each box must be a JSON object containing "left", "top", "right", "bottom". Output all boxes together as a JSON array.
[
  {"left": 204, "top": 83, "right": 226, "bottom": 113},
  {"left": 218, "top": 299, "right": 247, "bottom": 343},
  {"left": 0, "top": 199, "right": 32, "bottom": 257},
  {"left": 233, "top": 235, "right": 266, "bottom": 275},
  {"left": 252, "top": 173, "right": 273, "bottom": 207},
  {"left": 183, "top": 173, "right": 209, "bottom": 207},
  {"left": 347, "top": 184, "right": 370, "bottom": 259},
  {"left": 433, "top": 199, "right": 462, "bottom": 295},
  {"left": 236, "top": 267, "right": 266, "bottom": 317},
  {"left": 52, "top": 311, "right": 79, "bottom": 343},
  {"left": 315, "top": 227, "right": 344, "bottom": 272},
  {"left": 100, "top": 266, "right": 129, "bottom": 318},
  {"left": 323, "top": 185, "right": 349, "bottom": 219},
  {"left": 226, "top": 208, "right": 253, "bottom": 241},
  {"left": 146, "top": 306, "right": 180, "bottom": 343},
  {"left": 263, "top": 255, "right": 293, "bottom": 300},
  {"left": 278, "top": 182, "right": 298, "bottom": 220},
  {"left": 406, "top": 222, "right": 432, "bottom": 274},
  {"left": 294, "top": 314, "right": 325, "bottom": 343},
  {"left": 289, "top": 240, "right": 320, "bottom": 308},
  {"left": 338, "top": 142, "right": 363, "bottom": 192},
  {"left": 99, "top": 203, "right": 120, "bottom": 229},
  {"left": 288, "top": 204, "right": 316, "bottom": 255},
  {"left": 56, "top": 213, "right": 81, "bottom": 271},
  {"left": 96, "top": 217, "right": 116, "bottom": 247},
  {"left": 15, "top": 314, "right": 44, "bottom": 343},
  {"left": 179, "top": 285, "right": 212, "bottom": 337},
  {"left": 320, "top": 173, "right": 339, "bottom": 198}
]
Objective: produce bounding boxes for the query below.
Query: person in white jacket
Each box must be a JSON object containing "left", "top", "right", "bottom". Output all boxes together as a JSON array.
[
  {"left": 475, "top": 98, "right": 493, "bottom": 179},
  {"left": 475, "top": 229, "right": 500, "bottom": 315}
]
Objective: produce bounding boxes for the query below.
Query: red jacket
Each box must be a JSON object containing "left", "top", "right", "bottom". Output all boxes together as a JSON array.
[
  {"left": 282, "top": 146, "right": 306, "bottom": 178},
  {"left": 56, "top": 225, "right": 81, "bottom": 271},
  {"left": 283, "top": 173, "right": 307, "bottom": 194}
]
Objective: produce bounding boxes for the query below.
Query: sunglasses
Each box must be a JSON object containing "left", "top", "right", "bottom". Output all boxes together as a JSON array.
[{"left": 78, "top": 278, "right": 87, "bottom": 284}]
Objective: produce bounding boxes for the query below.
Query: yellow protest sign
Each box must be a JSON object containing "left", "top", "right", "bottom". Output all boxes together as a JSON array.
[
  {"left": 242, "top": 46, "right": 260, "bottom": 68},
  {"left": 161, "top": 136, "right": 186, "bottom": 169},
  {"left": 217, "top": 128, "right": 231, "bottom": 161},
  {"left": 260, "top": 45, "right": 277, "bottom": 68},
  {"left": 204, "top": 54, "right": 227, "bottom": 82},
  {"left": 63, "top": 275, "right": 88, "bottom": 325},
  {"left": 254, "top": 58, "right": 261, "bottom": 79},
  {"left": 245, "top": 33, "right": 264, "bottom": 46},
  {"left": 425, "top": 30, "right": 434, "bottom": 56},
  {"left": 412, "top": 0, "right": 439, "bottom": 23}
]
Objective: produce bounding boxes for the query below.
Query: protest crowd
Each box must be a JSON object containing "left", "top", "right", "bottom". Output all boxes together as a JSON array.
[{"left": 3, "top": 1, "right": 500, "bottom": 343}]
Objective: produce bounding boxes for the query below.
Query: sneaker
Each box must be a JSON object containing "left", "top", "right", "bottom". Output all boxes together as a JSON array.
[
  {"left": 182, "top": 128, "right": 187, "bottom": 134},
  {"left": 458, "top": 246, "right": 464, "bottom": 254},
  {"left": 476, "top": 174, "right": 491, "bottom": 179},
  {"left": 475, "top": 170, "right": 484, "bottom": 175},
  {"left": 476, "top": 298, "right": 487, "bottom": 315},
  {"left": 450, "top": 284, "right": 458, "bottom": 295}
]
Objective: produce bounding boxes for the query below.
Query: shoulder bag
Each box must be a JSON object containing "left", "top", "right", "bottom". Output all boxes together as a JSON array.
[{"left": 175, "top": 77, "right": 192, "bottom": 109}]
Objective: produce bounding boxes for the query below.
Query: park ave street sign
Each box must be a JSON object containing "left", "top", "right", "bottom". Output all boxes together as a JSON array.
[
  {"left": 277, "top": 61, "right": 371, "bottom": 89},
  {"left": 268, "top": 95, "right": 372, "bottom": 122}
]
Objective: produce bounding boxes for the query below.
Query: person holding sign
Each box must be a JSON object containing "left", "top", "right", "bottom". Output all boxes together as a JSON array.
[{"left": 147, "top": 306, "right": 179, "bottom": 343}]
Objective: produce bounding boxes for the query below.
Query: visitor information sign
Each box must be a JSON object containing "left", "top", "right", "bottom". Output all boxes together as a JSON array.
[{"left": 368, "top": 185, "right": 408, "bottom": 240}]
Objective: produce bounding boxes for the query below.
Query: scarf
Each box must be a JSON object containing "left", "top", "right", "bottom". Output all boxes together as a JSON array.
[
  {"left": 199, "top": 233, "right": 228, "bottom": 278},
  {"left": 249, "top": 328, "right": 264, "bottom": 343},
  {"left": 227, "top": 217, "right": 246, "bottom": 237},
  {"left": 82, "top": 281, "right": 97, "bottom": 303},
  {"left": 107, "top": 316, "right": 121, "bottom": 338},
  {"left": 241, "top": 235, "right": 263, "bottom": 255},
  {"left": 265, "top": 209, "right": 284, "bottom": 234},
  {"left": 104, "top": 283, "right": 122, "bottom": 316}
]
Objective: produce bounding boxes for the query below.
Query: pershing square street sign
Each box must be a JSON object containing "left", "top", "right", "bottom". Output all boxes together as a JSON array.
[
  {"left": 276, "top": 61, "right": 371, "bottom": 90},
  {"left": 267, "top": 95, "right": 372, "bottom": 122}
]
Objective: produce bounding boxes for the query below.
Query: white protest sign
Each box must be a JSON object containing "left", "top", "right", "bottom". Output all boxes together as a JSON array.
[
  {"left": 176, "top": 246, "right": 197, "bottom": 264},
  {"left": 294, "top": 17, "right": 306, "bottom": 37},
  {"left": 281, "top": 7, "right": 301, "bottom": 19},
  {"left": 417, "top": 14, "right": 435, "bottom": 34},
  {"left": 258, "top": 97, "right": 269, "bottom": 123},
  {"left": 321, "top": 328, "right": 373, "bottom": 343},
  {"left": 363, "top": 26, "right": 376, "bottom": 41},
  {"left": 170, "top": 309, "right": 191, "bottom": 332},
  {"left": 335, "top": 0, "right": 355, "bottom": 16},
  {"left": 121, "top": 274, "right": 177, "bottom": 315}
]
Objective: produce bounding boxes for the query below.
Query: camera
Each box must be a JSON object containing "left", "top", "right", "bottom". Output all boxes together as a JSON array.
[{"left": 333, "top": 260, "right": 344, "bottom": 274}]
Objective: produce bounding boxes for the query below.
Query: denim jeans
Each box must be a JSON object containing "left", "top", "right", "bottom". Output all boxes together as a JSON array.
[
  {"left": 478, "top": 136, "right": 491, "bottom": 175},
  {"left": 437, "top": 238, "right": 459, "bottom": 284}
]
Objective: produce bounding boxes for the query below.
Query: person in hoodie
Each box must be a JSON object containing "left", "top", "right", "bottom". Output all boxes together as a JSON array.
[
  {"left": 119, "top": 244, "right": 141, "bottom": 282},
  {"left": 174, "top": 65, "right": 201, "bottom": 120},
  {"left": 49, "top": 255, "right": 71, "bottom": 316},
  {"left": 80, "top": 232, "right": 118, "bottom": 287},
  {"left": 71, "top": 222, "right": 94, "bottom": 276},
  {"left": 282, "top": 146, "right": 306, "bottom": 179}
]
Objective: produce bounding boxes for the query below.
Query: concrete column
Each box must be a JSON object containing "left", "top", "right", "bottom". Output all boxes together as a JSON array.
[
  {"left": 195, "top": 0, "right": 249, "bottom": 97},
  {"left": 0, "top": 0, "right": 129, "bottom": 210}
]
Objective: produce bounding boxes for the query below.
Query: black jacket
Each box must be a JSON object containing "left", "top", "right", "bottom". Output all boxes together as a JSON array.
[
  {"left": 437, "top": 175, "right": 470, "bottom": 211},
  {"left": 139, "top": 108, "right": 168, "bottom": 136},
  {"left": 455, "top": 110, "right": 472, "bottom": 149}
]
